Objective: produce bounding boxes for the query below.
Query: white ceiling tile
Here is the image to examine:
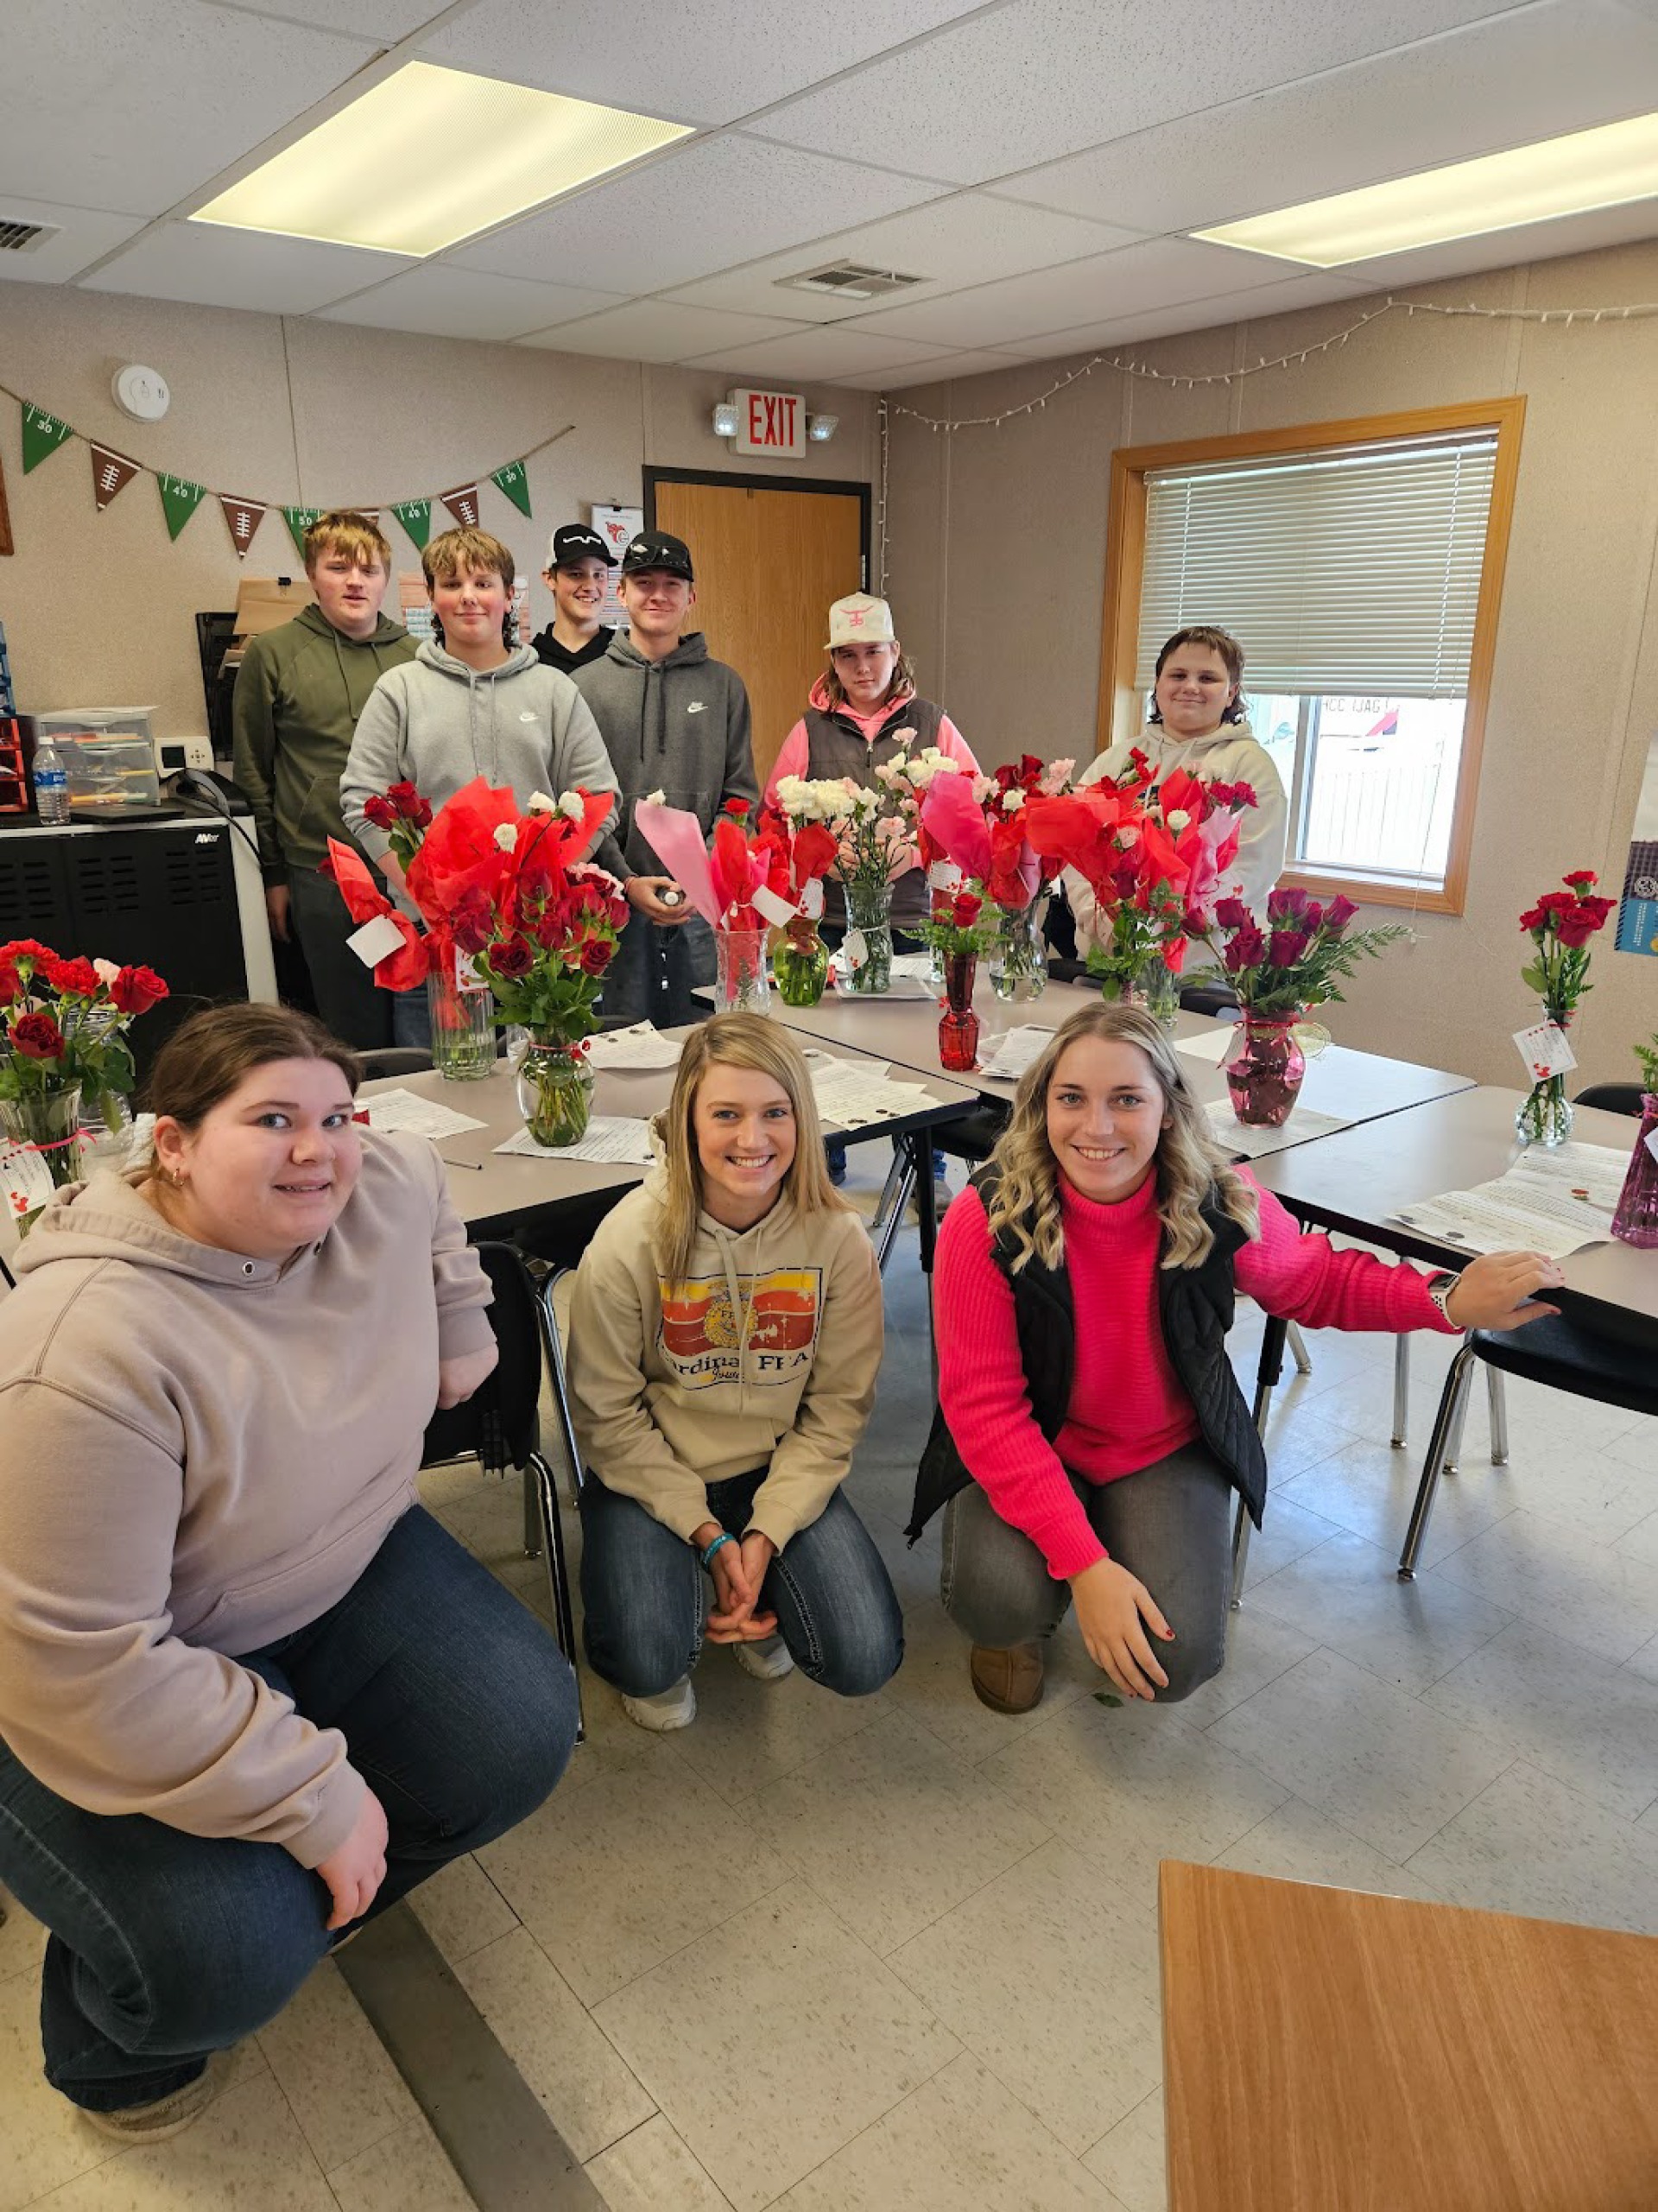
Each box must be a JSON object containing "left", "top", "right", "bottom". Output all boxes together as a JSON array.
[
  {"left": 661, "top": 190, "right": 1147, "bottom": 321},
  {"left": 838, "top": 237, "right": 1295, "bottom": 348},
  {"left": 452, "top": 132, "right": 947, "bottom": 293},
  {"left": 0, "top": 0, "right": 378, "bottom": 216},
  {"left": 834, "top": 348, "right": 1033, "bottom": 389},
  {"left": 516, "top": 300, "right": 810, "bottom": 360},
  {"left": 236, "top": 3, "right": 447, "bottom": 36},
  {"left": 315, "top": 263, "right": 627, "bottom": 339},
  {"left": 995, "top": 271, "right": 1380, "bottom": 358},
  {"left": 0, "top": 195, "right": 149, "bottom": 284},
  {"left": 680, "top": 327, "right": 957, "bottom": 380},
  {"left": 747, "top": 0, "right": 1522, "bottom": 185},
  {"left": 418, "top": 0, "right": 984, "bottom": 128},
  {"left": 79, "top": 221, "right": 414, "bottom": 311},
  {"left": 988, "top": 1, "right": 1658, "bottom": 235}
]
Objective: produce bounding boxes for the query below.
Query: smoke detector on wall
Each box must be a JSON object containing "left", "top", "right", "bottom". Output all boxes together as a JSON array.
[{"left": 112, "top": 364, "right": 170, "bottom": 422}]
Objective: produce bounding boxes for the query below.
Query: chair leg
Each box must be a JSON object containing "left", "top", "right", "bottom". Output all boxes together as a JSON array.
[
  {"left": 530, "top": 1267, "right": 585, "bottom": 1506},
  {"left": 1399, "top": 1343, "right": 1477, "bottom": 1580},
  {"left": 871, "top": 1150, "right": 907, "bottom": 1234},
  {"left": 873, "top": 1157, "right": 917, "bottom": 1272},
  {"left": 1287, "top": 1322, "right": 1314, "bottom": 1377},
  {"left": 1444, "top": 1366, "right": 1471, "bottom": 1475},
  {"left": 529, "top": 1450, "right": 585, "bottom": 1744},
  {"left": 1487, "top": 1367, "right": 1509, "bottom": 1467},
  {"left": 1391, "top": 1334, "right": 1410, "bottom": 1448},
  {"left": 1231, "top": 1313, "right": 1289, "bottom": 1608}
]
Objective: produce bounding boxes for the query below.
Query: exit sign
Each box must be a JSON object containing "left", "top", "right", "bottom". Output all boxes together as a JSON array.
[{"left": 732, "top": 388, "right": 807, "bottom": 459}]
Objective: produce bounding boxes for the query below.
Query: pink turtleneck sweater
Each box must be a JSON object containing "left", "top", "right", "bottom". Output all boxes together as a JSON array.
[{"left": 934, "top": 1167, "right": 1453, "bottom": 1579}]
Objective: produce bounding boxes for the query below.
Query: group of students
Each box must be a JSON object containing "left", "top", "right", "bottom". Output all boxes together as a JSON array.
[{"left": 0, "top": 968, "right": 1563, "bottom": 2137}]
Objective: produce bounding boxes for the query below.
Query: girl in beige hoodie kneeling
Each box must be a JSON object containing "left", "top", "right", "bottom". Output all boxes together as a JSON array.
[{"left": 567, "top": 1013, "right": 902, "bottom": 1732}]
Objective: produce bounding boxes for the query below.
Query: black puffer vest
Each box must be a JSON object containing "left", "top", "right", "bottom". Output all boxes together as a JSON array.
[
  {"left": 905, "top": 1165, "right": 1269, "bottom": 1542},
  {"left": 803, "top": 694, "right": 946, "bottom": 929}
]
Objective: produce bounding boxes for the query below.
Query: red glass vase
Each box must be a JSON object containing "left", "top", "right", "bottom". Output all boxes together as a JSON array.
[
  {"left": 1611, "top": 1093, "right": 1658, "bottom": 1248},
  {"left": 939, "top": 950, "right": 980, "bottom": 1073},
  {"left": 1224, "top": 1011, "right": 1307, "bottom": 1127}
]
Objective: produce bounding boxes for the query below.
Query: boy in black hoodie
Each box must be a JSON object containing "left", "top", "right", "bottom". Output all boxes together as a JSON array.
[{"left": 573, "top": 532, "right": 757, "bottom": 1024}]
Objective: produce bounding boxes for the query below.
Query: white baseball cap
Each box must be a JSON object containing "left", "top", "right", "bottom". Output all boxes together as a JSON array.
[{"left": 826, "top": 593, "right": 897, "bottom": 650}]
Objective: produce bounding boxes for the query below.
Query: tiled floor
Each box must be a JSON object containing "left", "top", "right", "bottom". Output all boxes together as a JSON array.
[{"left": 4, "top": 1175, "right": 1657, "bottom": 2210}]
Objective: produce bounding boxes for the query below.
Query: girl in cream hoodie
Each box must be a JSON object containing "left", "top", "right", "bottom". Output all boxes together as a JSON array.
[
  {"left": 567, "top": 1014, "right": 902, "bottom": 1731},
  {"left": 1067, "top": 624, "right": 1288, "bottom": 948}
]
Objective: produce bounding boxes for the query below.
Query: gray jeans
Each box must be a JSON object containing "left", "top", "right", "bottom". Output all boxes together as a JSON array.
[
  {"left": 940, "top": 1444, "right": 1233, "bottom": 1702},
  {"left": 601, "top": 913, "right": 714, "bottom": 1027}
]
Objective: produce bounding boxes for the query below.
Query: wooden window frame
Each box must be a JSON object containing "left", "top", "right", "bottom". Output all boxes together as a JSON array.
[{"left": 1097, "top": 396, "right": 1527, "bottom": 916}]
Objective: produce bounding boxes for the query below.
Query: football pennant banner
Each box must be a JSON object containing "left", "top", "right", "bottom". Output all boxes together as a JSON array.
[
  {"left": 490, "top": 459, "right": 531, "bottom": 517},
  {"left": 158, "top": 473, "right": 206, "bottom": 541},
  {"left": 22, "top": 402, "right": 73, "bottom": 473},
  {"left": 90, "top": 443, "right": 140, "bottom": 512},
  {"left": 440, "top": 482, "right": 481, "bottom": 529},
  {"left": 282, "top": 505, "right": 321, "bottom": 558},
  {"left": 219, "top": 494, "right": 267, "bottom": 558},
  {"left": 391, "top": 498, "right": 432, "bottom": 551}
]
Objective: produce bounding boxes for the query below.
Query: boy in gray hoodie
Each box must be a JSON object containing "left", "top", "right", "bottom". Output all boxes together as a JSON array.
[
  {"left": 573, "top": 531, "right": 757, "bottom": 1024},
  {"left": 341, "top": 529, "right": 624, "bottom": 1043}
]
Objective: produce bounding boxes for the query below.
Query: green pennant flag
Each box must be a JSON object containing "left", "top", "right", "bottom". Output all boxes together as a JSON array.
[
  {"left": 158, "top": 473, "right": 206, "bottom": 541},
  {"left": 490, "top": 460, "right": 531, "bottom": 517},
  {"left": 282, "top": 506, "right": 322, "bottom": 558},
  {"left": 391, "top": 498, "right": 432, "bottom": 551},
  {"left": 21, "top": 402, "right": 73, "bottom": 473}
]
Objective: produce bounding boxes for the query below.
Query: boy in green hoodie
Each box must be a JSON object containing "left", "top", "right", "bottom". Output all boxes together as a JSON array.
[{"left": 232, "top": 512, "right": 416, "bottom": 1048}]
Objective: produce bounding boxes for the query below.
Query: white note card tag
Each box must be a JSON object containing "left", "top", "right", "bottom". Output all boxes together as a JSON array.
[
  {"left": 1646, "top": 1125, "right": 1658, "bottom": 1165},
  {"left": 454, "top": 948, "right": 490, "bottom": 995},
  {"left": 800, "top": 878, "right": 825, "bottom": 919},
  {"left": 1513, "top": 1022, "right": 1577, "bottom": 1081},
  {"left": 751, "top": 884, "right": 796, "bottom": 929},
  {"left": 844, "top": 927, "right": 868, "bottom": 969},
  {"left": 928, "top": 860, "right": 963, "bottom": 891},
  {"left": 347, "top": 914, "right": 404, "bottom": 969}
]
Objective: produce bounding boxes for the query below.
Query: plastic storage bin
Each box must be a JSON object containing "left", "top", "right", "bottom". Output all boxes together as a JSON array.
[{"left": 54, "top": 733, "right": 162, "bottom": 811}]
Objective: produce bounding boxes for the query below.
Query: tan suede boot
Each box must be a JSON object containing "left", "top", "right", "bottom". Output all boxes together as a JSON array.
[{"left": 969, "top": 1642, "right": 1045, "bottom": 1714}]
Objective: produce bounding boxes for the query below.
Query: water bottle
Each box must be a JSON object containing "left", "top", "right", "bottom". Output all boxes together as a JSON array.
[{"left": 32, "top": 741, "right": 71, "bottom": 824}]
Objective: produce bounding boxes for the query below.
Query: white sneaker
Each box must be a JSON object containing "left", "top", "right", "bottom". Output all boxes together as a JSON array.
[
  {"left": 79, "top": 2049, "right": 239, "bottom": 2143},
  {"left": 733, "top": 1635, "right": 795, "bottom": 1682},
  {"left": 621, "top": 1676, "right": 697, "bottom": 1731}
]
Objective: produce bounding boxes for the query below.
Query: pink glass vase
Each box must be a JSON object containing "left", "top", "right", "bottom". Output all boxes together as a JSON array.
[
  {"left": 1611, "top": 1093, "right": 1658, "bottom": 1248},
  {"left": 939, "top": 951, "right": 980, "bottom": 1073},
  {"left": 1224, "top": 1012, "right": 1307, "bottom": 1128}
]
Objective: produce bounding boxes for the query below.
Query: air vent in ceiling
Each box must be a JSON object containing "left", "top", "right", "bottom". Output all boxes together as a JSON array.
[
  {"left": 0, "top": 218, "right": 59, "bottom": 253},
  {"left": 776, "top": 262, "right": 926, "bottom": 301}
]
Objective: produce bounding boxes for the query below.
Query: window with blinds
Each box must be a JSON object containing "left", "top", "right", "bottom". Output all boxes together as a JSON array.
[
  {"left": 1103, "top": 401, "right": 1524, "bottom": 911},
  {"left": 1135, "top": 431, "right": 1499, "bottom": 698}
]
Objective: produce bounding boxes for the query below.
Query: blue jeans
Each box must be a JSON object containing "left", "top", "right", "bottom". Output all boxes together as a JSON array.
[
  {"left": 0, "top": 1506, "right": 576, "bottom": 2112},
  {"left": 579, "top": 1469, "right": 903, "bottom": 1699},
  {"left": 601, "top": 913, "right": 714, "bottom": 1027}
]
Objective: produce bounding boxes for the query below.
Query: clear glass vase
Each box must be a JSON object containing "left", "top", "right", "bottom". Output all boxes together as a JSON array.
[
  {"left": 1133, "top": 954, "right": 1180, "bottom": 1030},
  {"left": 1, "top": 1080, "right": 85, "bottom": 1233},
  {"left": 427, "top": 960, "right": 495, "bottom": 1081},
  {"left": 773, "top": 919, "right": 829, "bottom": 1008},
  {"left": 516, "top": 1036, "right": 595, "bottom": 1148},
  {"left": 939, "top": 951, "right": 980, "bottom": 1072},
  {"left": 990, "top": 897, "right": 1048, "bottom": 1002},
  {"left": 714, "top": 928, "right": 771, "bottom": 1016},
  {"left": 844, "top": 880, "right": 894, "bottom": 995},
  {"left": 1224, "top": 1012, "right": 1307, "bottom": 1127},
  {"left": 1611, "top": 1093, "right": 1658, "bottom": 1247},
  {"left": 1515, "top": 1004, "right": 1574, "bottom": 1148}
]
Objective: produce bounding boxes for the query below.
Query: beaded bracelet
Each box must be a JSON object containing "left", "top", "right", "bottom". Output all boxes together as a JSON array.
[{"left": 700, "top": 1531, "right": 735, "bottom": 1569}]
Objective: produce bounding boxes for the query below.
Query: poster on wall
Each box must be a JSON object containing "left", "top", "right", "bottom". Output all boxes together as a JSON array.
[
  {"left": 588, "top": 504, "right": 643, "bottom": 629},
  {"left": 1614, "top": 727, "right": 1658, "bottom": 959}
]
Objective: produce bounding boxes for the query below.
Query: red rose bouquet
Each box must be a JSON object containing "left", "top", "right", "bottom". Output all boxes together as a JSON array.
[
  {"left": 0, "top": 940, "right": 170, "bottom": 1224},
  {"left": 1514, "top": 867, "right": 1617, "bottom": 1145},
  {"left": 921, "top": 753, "right": 1073, "bottom": 1000}
]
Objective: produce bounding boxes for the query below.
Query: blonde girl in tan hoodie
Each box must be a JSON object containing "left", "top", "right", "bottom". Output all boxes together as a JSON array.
[
  {"left": 568, "top": 1013, "right": 902, "bottom": 1732},
  {"left": 0, "top": 1005, "right": 577, "bottom": 2140}
]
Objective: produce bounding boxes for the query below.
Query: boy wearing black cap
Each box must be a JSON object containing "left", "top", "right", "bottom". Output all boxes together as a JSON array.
[
  {"left": 573, "top": 531, "right": 757, "bottom": 1024},
  {"left": 532, "top": 523, "right": 617, "bottom": 676}
]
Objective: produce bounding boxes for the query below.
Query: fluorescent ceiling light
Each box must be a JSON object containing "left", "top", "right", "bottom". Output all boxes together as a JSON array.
[
  {"left": 191, "top": 61, "right": 691, "bottom": 258},
  {"left": 1193, "top": 111, "right": 1658, "bottom": 267}
]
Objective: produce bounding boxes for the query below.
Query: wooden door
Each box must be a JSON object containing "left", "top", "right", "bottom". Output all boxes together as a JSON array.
[{"left": 649, "top": 474, "right": 867, "bottom": 789}]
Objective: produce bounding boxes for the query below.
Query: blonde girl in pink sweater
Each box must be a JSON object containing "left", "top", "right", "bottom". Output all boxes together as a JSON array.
[{"left": 910, "top": 1004, "right": 1563, "bottom": 1716}]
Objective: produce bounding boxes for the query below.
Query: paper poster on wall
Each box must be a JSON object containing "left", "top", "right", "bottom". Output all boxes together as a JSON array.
[
  {"left": 1614, "top": 727, "right": 1658, "bottom": 958},
  {"left": 588, "top": 504, "right": 642, "bottom": 628}
]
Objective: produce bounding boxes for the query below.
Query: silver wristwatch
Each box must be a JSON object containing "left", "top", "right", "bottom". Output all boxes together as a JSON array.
[{"left": 1426, "top": 1271, "right": 1459, "bottom": 1327}]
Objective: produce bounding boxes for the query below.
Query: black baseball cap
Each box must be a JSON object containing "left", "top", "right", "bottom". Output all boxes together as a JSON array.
[
  {"left": 547, "top": 523, "right": 616, "bottom": 569},
  {"left": 620, "top": 530, "right": 693, "bottom": 582}
]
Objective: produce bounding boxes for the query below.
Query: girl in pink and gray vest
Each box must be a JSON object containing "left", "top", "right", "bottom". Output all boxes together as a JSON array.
[{"left": 766, "top": 593, "right": 978, "bottom": 932}]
